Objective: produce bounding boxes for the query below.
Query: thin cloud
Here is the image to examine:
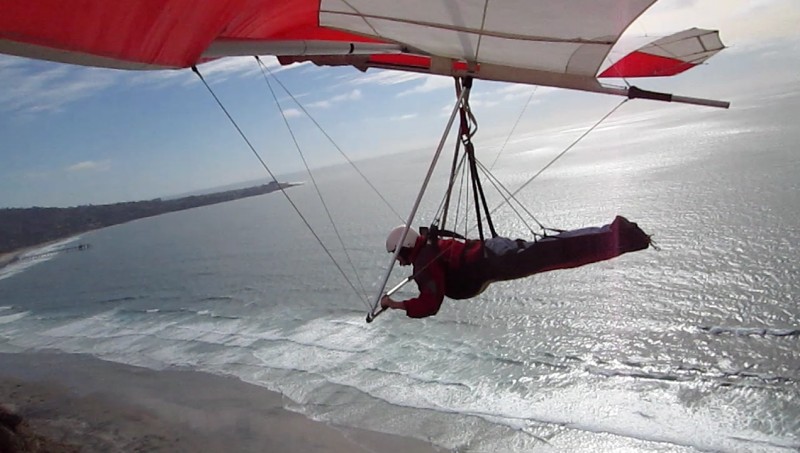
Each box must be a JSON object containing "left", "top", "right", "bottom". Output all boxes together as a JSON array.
[
  {"left": 132, "top": 56, "right": 280, "bottom": 87},
  {"left": 307, "top": 100, "right": 332, "bottom": 109},
  {"left": 65, "top": 160, "right": 111, "bottom": 172},
  {"left": 1, "top": 54, "right": 308, "bottom": 111},
  {"left": 390, "top": 113, "right": 418, "bottom": 121},
  {"left": 283, "top": 108, "right": 303, "bottom": 118},
  {"left": 0, "top": 56, "right": 117, "bottom": 114},
  {"left": 396, "top": 75, "right": 452, "bottom": 96},
  {"left": 307, "top": 89, "right": 362, "bottom": 109},
  {"left": 349, "top": 69, "right": 429, "bottom": 86}
]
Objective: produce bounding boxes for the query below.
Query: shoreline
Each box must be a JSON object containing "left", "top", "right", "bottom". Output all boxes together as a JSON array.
[
  {"left": 0, "top": 352, "right": 440, "bottom": 453},
  {"left": 0, "top": 250, "right": 32, "bottom": 274},
  {"left": 0, "top": 238, "right": 85, "bottom": 273}
]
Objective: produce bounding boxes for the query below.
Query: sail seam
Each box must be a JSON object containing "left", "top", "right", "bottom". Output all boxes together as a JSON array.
[{"left": 320, "top": 10, "right": 614, "bottom": 45}]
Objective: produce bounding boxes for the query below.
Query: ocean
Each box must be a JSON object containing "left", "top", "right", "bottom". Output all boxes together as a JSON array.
[{"left": 1, "top": 90, "right": 798, "bottom": 452}]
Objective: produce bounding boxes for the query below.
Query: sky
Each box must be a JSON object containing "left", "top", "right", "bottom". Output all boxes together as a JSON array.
[{"left": 1, "top": 0, "right": 799, "bottom": 208}]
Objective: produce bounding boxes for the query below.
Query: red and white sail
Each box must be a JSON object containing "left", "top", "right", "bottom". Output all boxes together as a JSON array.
[
  {"left": 599, "top": 28, "right": 725, "bottom": 78},
  {"left": 0, "top": 0, "right": 726, "bottom": 105}
]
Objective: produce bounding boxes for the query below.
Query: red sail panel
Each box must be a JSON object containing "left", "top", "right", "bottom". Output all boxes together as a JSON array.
[
  {"left": 598, "top": 51, "right": 696, "bottom": 78},
  {"left": 0, "top": 0, "right": 375, "bottom": 68},
  {"left": 0, "top": 0, "right": 244, "bottom": 68}
]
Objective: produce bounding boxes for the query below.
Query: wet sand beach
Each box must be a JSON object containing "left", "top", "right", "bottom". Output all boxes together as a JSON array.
[{"left": 0, "top": 352, "right": 440, "bottom": 453}]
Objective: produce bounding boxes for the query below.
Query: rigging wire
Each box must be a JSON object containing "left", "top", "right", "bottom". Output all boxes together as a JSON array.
[
  {"left": 191, "top": 66, "right": 372, "bottom": 310},
  {"left": 437, "top": 151, "right": 469, "bottom": 237},
  {"left": 475, "top": 158, "right": 544, "bottom": 237},
  {"left": 487, "top": 98, "right": 630, "bottom": 220},
  {"left": 488, "top": 86, "right": 538, "bottom": 171},
  {"left": 473, "top": 0, "right": 490, "bottom": 63},
  {"left": 255, "top": 59, "right": 369, "bottom": 301},
  {"left": 255, "top": 56, "right": 405, "bottom": 223},
  {"left": 432, "top": 151, "right": 468, "bottom": 228}
]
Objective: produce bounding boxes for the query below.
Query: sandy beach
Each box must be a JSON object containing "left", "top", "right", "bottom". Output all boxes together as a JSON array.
[
  {"left": 0, "top": 251, "right": 22, "bottom": 270},
  {"left": 0, "top": 352, "right": 440, "bottom": 453}
]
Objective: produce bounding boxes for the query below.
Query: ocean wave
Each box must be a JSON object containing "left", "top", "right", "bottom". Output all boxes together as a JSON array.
[
  {"left": 586, "top": 362, "right": 800, "bottom": 389},
  {"left": 250, "top": 336, "right": 371, "bottom": 354},
  {"left": 0, "top": 260, "right": 39, "bottom": 281},
  {"left": 154, "top": 308, "right": 242, "bottom": 320},
  {"left": 193, "top": 271, "right": 217, "bottom": 277},
  {"left": 700, "top": 325, "right": 800, "bottom": 337},
  {"left": 194, "top": 310, "right": 241, "bottom": 320},
  {"left": 0, "top": 311, "right": 30, "bottom": 324},
  {"left": 116, "top": 307, "right": 177, "bottom": 317},
  {"left": 719, "top": 370, "right": 799, "bottom": 386},
  {"left": 728, "top": 435, "right": 800, "bottom": 451},
  {"left": 364, "top": 366, "right": 473, "bottom": 391},
  {"left": 400, "top": 336, "right": 573, "bottom": 374},
  {"left": 98, "top": 296, "right": 141, "bottom": 304},
  {"left": 114, "top": 306, "right": 239, "bottom": 320},
  {"left": 200, "top": 295, "right": 236, "bottom": 302},
  {"left": 1, "top": 237, "right": 83, "bottom": 282},
  {"left": 585, "top": 365, "right": 691, "bottom": 382}
]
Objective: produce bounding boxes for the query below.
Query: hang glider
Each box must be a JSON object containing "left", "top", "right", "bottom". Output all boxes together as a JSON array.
[
  {"left": 1, "top": 1, "right": 732, "bottom": 322},
  {"left": 0, "top": 0, "right": 727, "bottom": 107}
]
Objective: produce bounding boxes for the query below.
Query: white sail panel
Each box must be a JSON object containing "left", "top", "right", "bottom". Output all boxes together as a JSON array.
[{"left": 320, "top": 0, "right": 657, "bottom": 76}]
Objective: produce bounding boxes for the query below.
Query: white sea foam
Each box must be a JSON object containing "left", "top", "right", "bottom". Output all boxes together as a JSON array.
[
  {"left": 1, "top": 236, "right": 82, "bottom": 281},
  {"left": 702, "top": 325, "right": 800, "bottom": 337},
  {"left": 0, "top": 311, "right": 29, "bottom": 324}
]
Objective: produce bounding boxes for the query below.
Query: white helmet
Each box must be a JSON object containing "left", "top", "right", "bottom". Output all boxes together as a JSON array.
[{"left": 385, "top": 225, "right": 419, "bottom": 253}]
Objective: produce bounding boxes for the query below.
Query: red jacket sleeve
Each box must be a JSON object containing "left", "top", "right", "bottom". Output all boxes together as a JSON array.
[{"left": 401, "top": 248, "right": 446, "bottom": 318}]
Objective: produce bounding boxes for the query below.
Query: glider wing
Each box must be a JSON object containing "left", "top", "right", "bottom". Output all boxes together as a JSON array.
[{"left": 599, "top": 28, "right": 725, "bottom": 78}]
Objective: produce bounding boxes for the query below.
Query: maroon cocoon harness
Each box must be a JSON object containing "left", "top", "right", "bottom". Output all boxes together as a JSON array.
[{"left": 486, "top": 216, "right": 651, "bottom": 283}]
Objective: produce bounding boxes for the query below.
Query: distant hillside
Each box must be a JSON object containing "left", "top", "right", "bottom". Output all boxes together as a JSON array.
[{"left": 0, "top": 182, "right": 295, "bottom": 254}]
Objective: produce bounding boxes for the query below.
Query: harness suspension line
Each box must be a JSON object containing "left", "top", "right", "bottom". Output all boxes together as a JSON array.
[
  {"left": 455, "top": 79, "right": 486, "bottom": 242},
  {"left": 455, "top": 77, "right": 497, "bottom": 240},
  {"left": 459, "top": 150, "right": 472, "bottom": 240},
  {"left": 467, "top": 139, "right": 498, "bottom": 239},
  {"left": 434, "top": 151, "right": 470, "bottom": 239},
  {"left": 438, "top": 77, "right": 478, "bottom": 233},
  {"left": 434, "top": 141, "right": 467, "bottom": 233},
  {"left": 439, "top": 135, "right": 462, "bottom": 232},
  {"left": 254, "top": 57, "right": 405, "bottom": 223},
  {"left": 192, "top": 66, "right": 370, "bottom": 310},
  {"left": 467, "top": 144, "right": 485, "bottom": 241},
  {"left": 255, "top": 60, "right": 369, "bottom": 302},
  {"left": 367, "top": 85, "right": 471, "bottom": 322}
]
